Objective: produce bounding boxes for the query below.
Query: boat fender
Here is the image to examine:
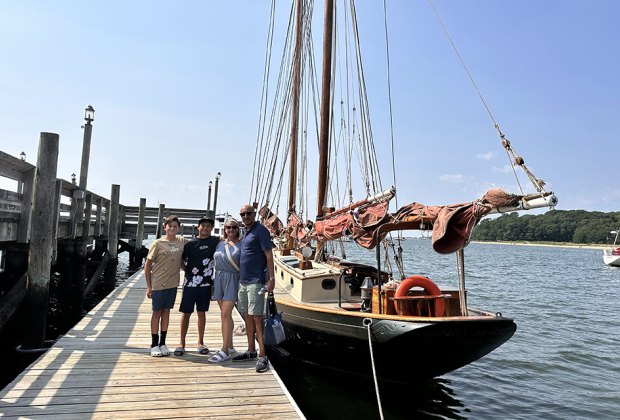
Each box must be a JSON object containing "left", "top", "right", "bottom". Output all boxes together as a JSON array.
[{"left": 394, "top": 275, "right": 445, "bottom": 317}]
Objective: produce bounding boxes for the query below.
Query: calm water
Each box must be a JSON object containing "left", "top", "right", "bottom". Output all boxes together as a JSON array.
[{"left": 273, "top": 241, "right": 620, "bottom": 419}]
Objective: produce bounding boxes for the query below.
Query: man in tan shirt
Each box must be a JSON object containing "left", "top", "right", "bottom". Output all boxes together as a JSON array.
[{"left": 144, "top": 215, "right": 186, "bottom": 357}]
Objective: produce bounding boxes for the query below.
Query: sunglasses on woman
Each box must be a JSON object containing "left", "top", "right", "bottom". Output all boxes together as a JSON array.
[{"left": 225, "top": 225, "right": 238, "bottom": 230}]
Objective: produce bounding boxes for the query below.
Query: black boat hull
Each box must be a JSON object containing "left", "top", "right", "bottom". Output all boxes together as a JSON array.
[{"left": 268, "top": 301, "right": 516, "bottom": 383}]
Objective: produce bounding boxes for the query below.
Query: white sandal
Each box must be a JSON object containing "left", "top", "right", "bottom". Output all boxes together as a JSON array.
[
  {"left": 150, "top": 346, "right": 162, "bottom": 357},
  {"left": 208, "top": 350, "right": 231, "bottom": 363}
]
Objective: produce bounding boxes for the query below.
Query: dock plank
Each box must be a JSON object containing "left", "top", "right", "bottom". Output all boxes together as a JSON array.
[{"left": 0, "top": 271, "right": 304, "bottom": 419}]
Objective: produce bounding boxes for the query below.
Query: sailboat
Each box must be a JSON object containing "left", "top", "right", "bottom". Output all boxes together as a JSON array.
[
  {"left": 250, "top": 0, "right": 557, "bottom": 383},
  {"left": 603, "top": 230, "right": 620, "bottom": 267}
]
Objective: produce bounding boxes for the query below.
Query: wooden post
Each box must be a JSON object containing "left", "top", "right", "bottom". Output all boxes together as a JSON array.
[
  {"left": 103, "top": 199, "right": 110, "bottom": 238},
  {"left": 107, "top": 184, "right": 120, "bottom": 260},
  {"left": 134, "top": 198, "right": 146, "bottom": 266},
  {"left": 457, "top": 249, "right": 468, "bottom": 316},
  {"left": 118, "top": 205, "right": 124, "bottom": 240},
  {"left": 16, "top": 167, "right": 34, "bottom": 243},
  {"left": 68, "top": 193, "right": 78, "bottom": 239},
  {"left": 82, "top": 192, "right": 93, "bottom": 239},
  {"left": 78, "top": 122, "right": 93, "bottom": 194},
  {"left": 22, "top": 132, "right": 59, "bottom": 349},
  {"left": 75, "top": 117, "right": 93, "bottom": 224},
  {"left": 94, "top": 196, "right": 103, "bottom": 236},
  {"left": 155, "top": 203, "right": 165, "bottom": 238},
  {"left": 51, "top": 179, "right": 62, "bottom": 264},
  {"left": 72, "top": 192, "right": 93, "bottom": 304}
]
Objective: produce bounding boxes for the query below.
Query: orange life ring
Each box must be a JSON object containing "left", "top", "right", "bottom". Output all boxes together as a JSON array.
[{"left": 394, "top": 275, "right": 445, "bottom": 317}]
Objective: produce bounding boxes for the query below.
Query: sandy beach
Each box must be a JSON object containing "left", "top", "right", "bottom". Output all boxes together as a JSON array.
[{"left": 472, "top": 241, "right": 608, "bottom": 250}]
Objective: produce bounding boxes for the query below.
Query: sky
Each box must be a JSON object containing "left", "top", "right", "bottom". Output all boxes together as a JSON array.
[{"left": 1, "top": 0, "right": 618, "bottom": 219}]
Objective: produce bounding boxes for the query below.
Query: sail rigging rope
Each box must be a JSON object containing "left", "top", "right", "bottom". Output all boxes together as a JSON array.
[
  {"left": 363, "top": 318, "right": 385, "bottom": 420},
  {"left": 349, "top": 0, "right": 382, "bottom": 195},
  {"left": 382, "top": 0, "right": 398, "bottom": 211},
  {"left": 251, "top": 0, "right": 278, "bottom": 205},
  {"left": 381, "top": 0, "right": 405, "bottom": 270},
  {"left": 381, "top": 240, "right": 394, "bottom": 278},
  {"left": 427, "top": 0, "right": 549, "bottom": 195}
]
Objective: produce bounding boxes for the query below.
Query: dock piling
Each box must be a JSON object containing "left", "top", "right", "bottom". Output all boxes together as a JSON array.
[
  {"left": 132, "top": 198, "right": 146, "bottom": 267},
  {"left": 108, "top": 185, "right": 120, "bottom": 260},
  {"left": 155, "top": 203, "right": 165, "bottom": 238},
  {"left": 22, "top": 132, "right": 59, "bottom": 350}
]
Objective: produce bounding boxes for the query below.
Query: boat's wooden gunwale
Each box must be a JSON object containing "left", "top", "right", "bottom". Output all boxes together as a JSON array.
[{"left": 273, "top": 285, "right": 503, "bottom": 322}]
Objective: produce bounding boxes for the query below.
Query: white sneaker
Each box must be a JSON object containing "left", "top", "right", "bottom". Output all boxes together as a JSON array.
[
  {"left": 159, "top": 344, "right": 171, "bottom": 356},
  {"left": 150, "top": 346, "right": 162, "bottom": 357}
]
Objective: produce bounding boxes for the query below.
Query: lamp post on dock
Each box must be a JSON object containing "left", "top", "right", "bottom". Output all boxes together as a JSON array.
[
  {"left": 17, "top": 152, "right": 26, "bottom": 193},
  {"left": 69, "top": 105, "right": 95, "bottom": 314},
  {"left": 78, "top": 105, "right": 95, "bottom": 194},
  {"left": 74, "top": 105, "right": 95, "bottom": 227},
  {"left": 207, "top": 181, "right": 212, "bottom": 213},
  {"left": 213, "top": 172, "right": 221, "bottom": 217}
]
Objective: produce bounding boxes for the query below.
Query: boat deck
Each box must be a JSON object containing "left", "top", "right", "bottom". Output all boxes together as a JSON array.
[{"left": 0, "top": 271, "right": 303, "bottom": 419}]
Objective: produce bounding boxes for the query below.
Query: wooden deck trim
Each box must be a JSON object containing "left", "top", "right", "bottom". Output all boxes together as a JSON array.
[
  {"left": 273, "top": 284, "right": 494, "bottom": 322},
  {"left": 0, "top": 270, "right": 305, "bottom": 419}
]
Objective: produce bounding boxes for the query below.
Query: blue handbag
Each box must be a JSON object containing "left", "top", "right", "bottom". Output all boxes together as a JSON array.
[{"left": 264, "top": 292, "right": 286, "bottom": 346}]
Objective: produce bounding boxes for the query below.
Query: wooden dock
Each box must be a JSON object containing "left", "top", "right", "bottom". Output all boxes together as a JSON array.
[
  {"left": 0, "top": 270, "right": 304, "bottom": 419},
  {"left": 1, "top": 142, "right": 233, "bottom": 359}
]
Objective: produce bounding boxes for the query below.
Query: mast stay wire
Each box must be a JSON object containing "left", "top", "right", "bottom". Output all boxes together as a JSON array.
[
  {"left": 251, "top": 0, "right": 277, "bottom": 205},
  {"left": 380, "top": 0, "right": 405, "bottom": 279},
  {"left": 349, "top": 0, "right": 382, "bottom": 195},
  {"left": 382, "top": 0, "right": 398, "bottom": 211},
  {"left": 254, "top": 1, "right": 295, "bottom": 206},
  {"left": 427, "top": 0, "right": 548, "bottom": 195}
]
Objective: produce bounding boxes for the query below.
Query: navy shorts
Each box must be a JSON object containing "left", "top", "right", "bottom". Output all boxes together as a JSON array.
[
  {"left": 152, "top": 287, "right": 177, "bottom": 311},
  {"left": 179, "top": 287, "right": 212, "bottom": 313}
]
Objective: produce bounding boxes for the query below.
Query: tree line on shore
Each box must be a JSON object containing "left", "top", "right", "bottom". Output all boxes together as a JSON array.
[{"left": 471, "top": 210, "right": 620, "bottom": 244}]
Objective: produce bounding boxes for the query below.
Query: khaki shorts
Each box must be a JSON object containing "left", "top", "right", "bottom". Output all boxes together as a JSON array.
[{"left": 237, "top": 283, "right": 266, "bottom": 316}]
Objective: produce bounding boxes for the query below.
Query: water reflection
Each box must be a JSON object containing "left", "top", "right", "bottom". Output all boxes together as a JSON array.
[{"left": 271, "top": 355, "right": 468, "bottom": 419}]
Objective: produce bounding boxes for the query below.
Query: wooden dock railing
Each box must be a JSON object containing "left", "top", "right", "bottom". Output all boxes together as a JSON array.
[{"left": 0, "top": 133, "right": 219, "bottom": 353}]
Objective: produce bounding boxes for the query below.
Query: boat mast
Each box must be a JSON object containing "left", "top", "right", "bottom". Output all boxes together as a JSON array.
[
  {"left": 287, "top": 0, "right": 303, "bottom": 216},
  {"left": 286, "top": 0, "right": 304, "bottom": 250},
  {"left": 316, "top": 0, "right": 334, "bottom": 221}
]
